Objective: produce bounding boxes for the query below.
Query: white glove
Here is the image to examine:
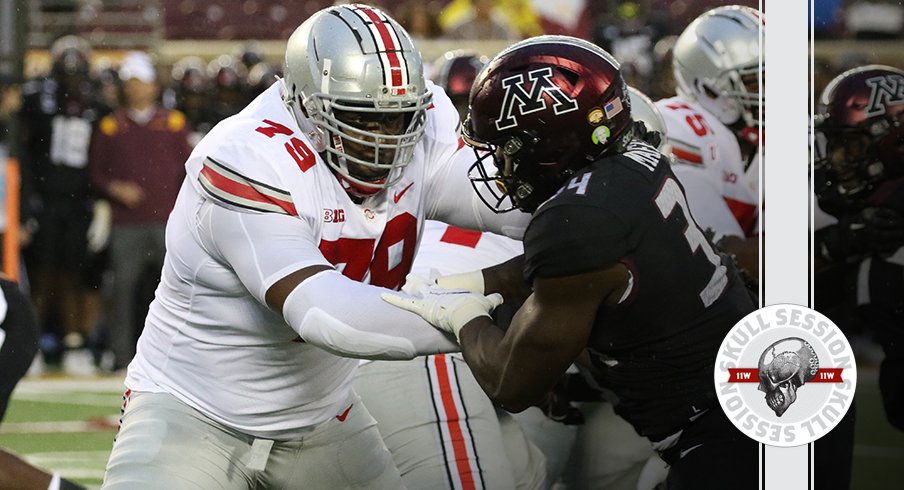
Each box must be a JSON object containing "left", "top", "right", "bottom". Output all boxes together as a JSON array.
[
  {"left": 436, "top": 270, "right": 485, "bottom": 294},
  {"left": 86, "top": 200, "right": 112, "bottom": 253},
  {"left": 400, "top": 270, "right": 440, "bottom": 297},
  {"left": 382, "top": 287, "right": 503, "bottom": 341}
]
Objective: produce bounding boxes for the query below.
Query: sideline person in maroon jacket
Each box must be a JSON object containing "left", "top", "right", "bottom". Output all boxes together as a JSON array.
[{"left": 88, "top": 52, "right": 192, "bottom": 371}]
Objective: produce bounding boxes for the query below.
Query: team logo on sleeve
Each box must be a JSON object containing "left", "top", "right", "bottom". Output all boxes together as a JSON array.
[{"left": 714, "top": 304, "right": 856, "bottom": 447}]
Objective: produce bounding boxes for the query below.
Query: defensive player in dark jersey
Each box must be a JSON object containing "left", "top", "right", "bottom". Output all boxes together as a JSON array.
[
  {"left": 19, "top": 35, "right": 109, "bottom": 369},
  {"left": 813, "top": 66, "right": 904, "bottom": 489},
  {"left": 384, "top": 36, "right": 758, "bottom": 489}
]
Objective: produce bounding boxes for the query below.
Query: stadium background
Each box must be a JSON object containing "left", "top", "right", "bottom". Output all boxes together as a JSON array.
[{"left": 0, "top": 0, "right": 902, "bottom": 488}]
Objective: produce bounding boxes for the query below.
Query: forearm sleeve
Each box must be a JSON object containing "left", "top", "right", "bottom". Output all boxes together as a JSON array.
[{"left": 283, "top": 270, "right": 460, "bottom": 360}]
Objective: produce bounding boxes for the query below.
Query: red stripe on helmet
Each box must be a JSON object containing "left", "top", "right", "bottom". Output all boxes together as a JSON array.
[{"left": 358, "top": 6, "right": 404, "bottom": 88}]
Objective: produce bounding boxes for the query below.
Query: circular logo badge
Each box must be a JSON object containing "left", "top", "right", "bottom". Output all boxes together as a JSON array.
[
  {"left": 587, "top": 108, "right": 604, "bottom": 125},
  {"left": 713, "top": 304, "right": 857, "bottom": 447}
]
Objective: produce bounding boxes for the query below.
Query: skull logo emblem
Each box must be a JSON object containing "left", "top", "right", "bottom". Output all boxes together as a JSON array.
[{"left": 757, "top": 338, "right": 819, "bottom": 417}]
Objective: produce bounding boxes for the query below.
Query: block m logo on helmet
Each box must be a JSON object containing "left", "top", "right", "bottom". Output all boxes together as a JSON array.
[
  {"left": 495, "top": 67, "right": 578, "bottom": 130},
  {"left": 864, "top": 73, "right": 904, "bottom": 117}
]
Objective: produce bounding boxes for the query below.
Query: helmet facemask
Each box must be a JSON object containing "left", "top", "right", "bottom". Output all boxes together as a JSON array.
[
  {"left": 464, "top": 126, "right": 583, "bottom": 214},
  {"left": 306, "top": 92, "right": 431, "bottom": 198},
  {"left": 815, "top": 116, "right": 901, "bottom": 211}
]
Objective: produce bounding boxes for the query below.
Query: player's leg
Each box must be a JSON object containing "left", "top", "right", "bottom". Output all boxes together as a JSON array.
[
  {"left": 353, "top": 355, "right": 518, "bottom": 489},
  {"left": 102, "top": 391, "right": 255, "bottom": 489},
  {"left": 106, "top": 225, "right": 145, "bottom": 369},
  {"left": 264, "top": 392, "right": 403, "bottom": 490},
  {"left": 560, "top": 402, "right": 659, "bottom": 490},
  {"left": 659, "top": 408, "right": 757, "bottom": 490},
  {"left": 506, "top": 406, "right": 576, "bottom": 487},
  {"left": 496, "top": 410, "right": 548, "bottom": 490}
]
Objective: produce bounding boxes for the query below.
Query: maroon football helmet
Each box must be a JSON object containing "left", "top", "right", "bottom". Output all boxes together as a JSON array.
[
  {"left": 463, "top": 36, "right": 631, "bottom": 213},
  {"left": 433, "top": 50, "right": 488, "bottom": 120},
  {"left": 815, "top": 65, "right": 904, "bottom": 210}
]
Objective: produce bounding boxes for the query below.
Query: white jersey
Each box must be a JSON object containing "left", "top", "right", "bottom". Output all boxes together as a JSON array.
[
  {"left": 656, "top": 96, "right": 758, "bottom": 238},
  {"left": 411, "top": 220, "right": 523, "bottom": 277},
  {"left": 126, "top": 81, "right": 476, "bottom": 439}
]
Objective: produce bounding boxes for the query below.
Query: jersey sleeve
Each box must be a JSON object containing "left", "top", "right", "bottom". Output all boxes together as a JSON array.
[
  {"left": 523, "top": 202, "right": 630, "bottom": 281},
  {"left": 422, "top": 82, "right": 532, "bottom": 239},
  {"left": 197, "top": 198, "right": 331, "bottom": 304}
]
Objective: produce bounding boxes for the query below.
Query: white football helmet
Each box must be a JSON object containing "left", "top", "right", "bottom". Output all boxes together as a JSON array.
[
  {"left": 283, "top": 4, "right": 432, "bottom": 198},
  {"left": 627, "top": 86, "right": 668, "bottom": 152},
  {"left": 672, "top": 6, "right": 763, "bottom": 129}
]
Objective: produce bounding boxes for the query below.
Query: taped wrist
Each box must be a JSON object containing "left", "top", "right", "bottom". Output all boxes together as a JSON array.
[{"left": 436, "top": 270, "right": 485, "bottom": 294}]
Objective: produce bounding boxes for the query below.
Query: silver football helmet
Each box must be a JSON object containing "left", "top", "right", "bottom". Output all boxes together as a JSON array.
[
  {"left": 672, "top": 5, "right": 763, "bottom": 129},
  {"left": 283, "top": 4, "right": 432, "bottom": 198},
  {"left": 627, "top": 86, "right": 668, "bottom": 151}
]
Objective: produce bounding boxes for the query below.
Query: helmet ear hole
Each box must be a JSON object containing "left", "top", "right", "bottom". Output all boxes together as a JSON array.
[{"left": 700, "top": 80, "right": 720, "bottom": 99}]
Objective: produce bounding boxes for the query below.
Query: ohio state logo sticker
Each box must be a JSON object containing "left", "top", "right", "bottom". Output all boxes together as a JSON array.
[{"left": 714, "top": 304, "right": 857, "bottom": 447}]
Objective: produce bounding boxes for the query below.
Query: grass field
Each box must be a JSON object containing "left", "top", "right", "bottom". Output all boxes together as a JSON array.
[{"left": 0, "top": 368, "right": 902, "bottom": 489}]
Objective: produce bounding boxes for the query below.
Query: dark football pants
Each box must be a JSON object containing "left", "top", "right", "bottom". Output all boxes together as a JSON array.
[
  {"left": 659, "top": 408, "right": 758, "bottom": 490},
  {"left": 0, "top": 278, "right": 39, "bottom": 424}
]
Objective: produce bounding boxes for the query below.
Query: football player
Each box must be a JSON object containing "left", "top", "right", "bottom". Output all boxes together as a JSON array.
[
  {"left": 101, "top": 5, "right": 530, "bottom": 488},
  {"left": 813, "top": 64, "right": 904, "bottom": 488},
  {"left": 656, "top": 6, "right": 762, "bottom": 278},
  {"left": 384, "top": 35, "right": 759, "bottom": 490}
]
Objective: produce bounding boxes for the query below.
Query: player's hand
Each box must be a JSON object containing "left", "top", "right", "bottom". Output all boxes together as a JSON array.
[
  {"left": 86, "top": 200, "right": 112, "bottom": 253},
  {"left": 400, "top": 271, "right": 438, "bottom": 297},
  {"left": 382, "top": 287, "right": 503, "bottom": 341}
]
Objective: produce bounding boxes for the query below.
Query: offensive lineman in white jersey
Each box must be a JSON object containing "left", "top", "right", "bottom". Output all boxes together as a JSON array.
[
  {"left": 101, "top": 5, "right": 530, "bottom": 489},
  {"left": 655, "top": 5, "right": 762, "bottom": 277}
]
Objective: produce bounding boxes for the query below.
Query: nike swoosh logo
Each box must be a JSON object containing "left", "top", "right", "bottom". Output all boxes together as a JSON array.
[
  {"left": 394, "top": 182, "right": 414, "bottom": 203},
  {"left": 689, "top": 408, "right": 709, "bottom": 422},
  {"left": 336, "top": 404, "right": 353, "bottom": 422},
  {"left": 679, "top": 443, "right": 703, "bottom": 459}
]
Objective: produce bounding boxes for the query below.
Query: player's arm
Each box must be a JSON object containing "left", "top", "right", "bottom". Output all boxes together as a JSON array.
[
  {"left": 482, "top": 255, "right": 531, "bottom": 305},
  {"left": 199, "top": 199, "right": 459, "bottom": 360},
  {"left": 424, "top": 138, "right": 533, "bottom": 240},
  {"left": 461, "top": 265, "right": 625, "bottom": 412},
  {"left": 456, "top": 264, "right": 623, "bottom": 412}
]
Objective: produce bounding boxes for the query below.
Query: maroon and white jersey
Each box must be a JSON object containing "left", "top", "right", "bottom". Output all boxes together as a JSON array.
[
  {"left": 126, "top": 80, "right": 478, "bottom": 438},
  {"left": 656, "top": 96, "right": 758, "bottom": 238}
]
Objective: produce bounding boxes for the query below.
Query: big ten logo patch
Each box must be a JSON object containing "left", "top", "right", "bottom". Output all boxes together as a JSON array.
[
  {"left": 714, "top": 304, "right": 856, "bottom": 447},
  {"left": 323, "top": 209, "right": 346, "bottom": 223}
]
